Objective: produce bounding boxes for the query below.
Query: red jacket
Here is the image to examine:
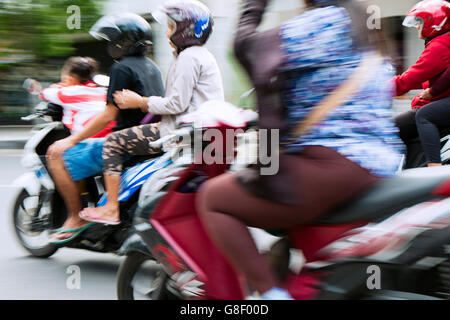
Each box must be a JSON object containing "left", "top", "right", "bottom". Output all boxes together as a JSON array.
[{"left": 393, "top": 33, "right": 450, "bottom": 109}]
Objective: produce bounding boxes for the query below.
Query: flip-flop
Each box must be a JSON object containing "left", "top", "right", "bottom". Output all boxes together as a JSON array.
[
  {"left": 79, "top": 208, "right": 121, "bottom": 226},
  {"left": 49, "top": 223, "right": 95, "bottom": 245}
]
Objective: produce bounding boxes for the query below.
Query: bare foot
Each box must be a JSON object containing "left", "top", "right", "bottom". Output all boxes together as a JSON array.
[{"left": 79, "top": 204, "right": 120, "bottom": 225}]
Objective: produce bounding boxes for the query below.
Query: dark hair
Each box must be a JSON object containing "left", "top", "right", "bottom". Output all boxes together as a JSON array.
[
  {"left": 62, "top": 57, "right": 99, "bottom": 83},
  {"left": 305, "top": 0, "right": 388, "bottom": 55}
]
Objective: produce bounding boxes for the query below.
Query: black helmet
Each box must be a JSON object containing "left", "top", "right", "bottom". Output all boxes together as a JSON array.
[{"left": 90, "top": 13, "right": 153, "bottom": 59}]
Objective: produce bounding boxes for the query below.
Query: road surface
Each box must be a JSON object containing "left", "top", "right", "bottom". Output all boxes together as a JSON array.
[{"left": 0, "top": 149, "right": 122, "bottom": 300}]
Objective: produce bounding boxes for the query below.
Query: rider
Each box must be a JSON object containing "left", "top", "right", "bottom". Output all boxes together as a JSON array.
[
  {"left": 47, "top": 13, "right": 165, "bottom": 243},
  {"left": 393, "top": 0, "right": 450, "bottom": 166},
  {"left": 413, "top": 67, "right": 450, "bottom": 166},
  {"left": 39, "top": 56, "right": 115, "bottom": 137},
  {"left": 77, "top": 0, "right": 224, "bottom": 225},
  {"left": 197, "top": 0, "right": 403, "bottom": 299}
]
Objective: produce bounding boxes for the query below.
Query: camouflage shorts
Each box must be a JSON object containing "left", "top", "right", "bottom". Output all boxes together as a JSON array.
[{"left": 102, "top": 123, "right": 161, "bottom": 176}]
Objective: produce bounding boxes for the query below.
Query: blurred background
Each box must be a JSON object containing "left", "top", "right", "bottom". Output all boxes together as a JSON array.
[
  {"left": 0, "top": 0, "right": 443, "bottom": 300},
  {"left": 0, "top": 0, "right": 427, "bottom": 125}
]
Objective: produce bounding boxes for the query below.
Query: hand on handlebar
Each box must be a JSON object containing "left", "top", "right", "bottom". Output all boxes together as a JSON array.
[{"left": 23, "top": 79, "right": 42, "bottom": 95}]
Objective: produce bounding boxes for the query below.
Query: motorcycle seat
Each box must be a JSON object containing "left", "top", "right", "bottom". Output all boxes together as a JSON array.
[
  {"left": 405, "top": 127, "right": 450, "bottom": 145},
  {"left": 439, "top": 127, "right": 450, "bottom": 138},
  {"left": 123, "top": 153, "right": 164, "bottom": 170},
  {"left": 317, "top": 166, "right": 450, "bottom": 225}
]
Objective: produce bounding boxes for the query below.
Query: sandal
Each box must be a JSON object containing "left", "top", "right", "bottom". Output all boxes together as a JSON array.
[{"left": 49, "top": 223, "right": 95, "bottom": 245}]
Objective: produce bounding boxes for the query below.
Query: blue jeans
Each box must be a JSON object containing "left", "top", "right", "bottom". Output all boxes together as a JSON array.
[{"left": 63, "top": 138, "right": 105, "bottom": 181}]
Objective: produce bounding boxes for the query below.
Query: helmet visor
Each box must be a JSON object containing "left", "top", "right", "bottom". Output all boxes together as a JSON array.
[
  {"left": 402, "top": 15, "right": 424, "bottom": 29},
  {"left": 150, "top": 0, "right": 211, "bottom": 25},
  {"left": 151, "top": 6, "right": 168, "bottom": 26},
  {"left": 89, "top": 15, "right": 121, "bottom": 41}
]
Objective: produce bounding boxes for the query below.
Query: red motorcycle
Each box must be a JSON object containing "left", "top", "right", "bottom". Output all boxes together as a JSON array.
[{"left": 117, "top": 102, "right": 450, "bottom": 300}]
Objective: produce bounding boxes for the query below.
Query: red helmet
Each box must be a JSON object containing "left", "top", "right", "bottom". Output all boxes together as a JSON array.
[{"left": 403, "top": 0, "right": 450, "bottom": 39}]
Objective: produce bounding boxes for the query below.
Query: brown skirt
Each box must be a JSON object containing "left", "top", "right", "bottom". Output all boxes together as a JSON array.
[{"left": 200, "top": 146, "right": 381, "bottom": 229}]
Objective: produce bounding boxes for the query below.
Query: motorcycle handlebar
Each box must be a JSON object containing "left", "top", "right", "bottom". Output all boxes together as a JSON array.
[
  {"left": 21, "top": 110, "right": 57, "bottom": 123},
  {"left": 21, "top": 113, "right": 42, "bottom": 121},
  {"left": 21, "top": 103, "right": 63, "bottom": 123}
]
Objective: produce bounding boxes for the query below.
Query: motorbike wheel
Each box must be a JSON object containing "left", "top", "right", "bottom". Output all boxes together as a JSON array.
[
  {"left": 117, "top": 251, "right": 169, "bottom": 300},
  {"left": 13, "top": 189, "right": 58, "bottom": 258}
]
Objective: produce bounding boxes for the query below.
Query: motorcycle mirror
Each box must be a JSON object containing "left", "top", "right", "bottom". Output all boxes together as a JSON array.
[
  {"left": 23, "top": 78, "right": 41, "bottom": 95},
  {"left": 93, "top": 74, "right": 110, "bottom": 87},
  {"left": 238, "top": 88, "right": 256, "bottom": 109}
]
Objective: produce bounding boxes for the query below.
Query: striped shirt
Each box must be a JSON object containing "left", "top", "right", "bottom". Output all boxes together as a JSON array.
[{"left": 40, "top": 81, "right": 107, "bottom": 134}]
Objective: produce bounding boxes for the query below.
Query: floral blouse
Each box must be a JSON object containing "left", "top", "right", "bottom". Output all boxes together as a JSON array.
[{"left": 280, "top": 5, "right": 404, "bottom": 177}]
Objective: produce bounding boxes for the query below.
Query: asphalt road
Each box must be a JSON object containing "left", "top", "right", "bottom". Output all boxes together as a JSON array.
[{"left": 0, "top": 149, "right": 123, "bottom": 300}]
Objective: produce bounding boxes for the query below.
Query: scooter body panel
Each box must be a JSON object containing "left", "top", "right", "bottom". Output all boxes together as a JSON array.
[
  {"left": 97, "top": 156, "right": 172, "bottom": 206},
  {"left": 149, "top": 164, "right": 245, "bottom": 300},
  {"left": 12, "top": 172, "right": 41, "bottom": 196}
]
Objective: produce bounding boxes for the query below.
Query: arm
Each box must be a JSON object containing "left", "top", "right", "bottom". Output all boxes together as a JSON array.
[
  {"left": 393, "top": 42, "right": 446, "bottom": 96},
  {"left": 46, "top": 103, "right": 118, "bottom": 159},
  {"left": 234, "top": 0, "right": 269, "bottom": 73},
  {"left": 232, "top": 0, "right": 287, "bottom": 134},
  {"left": 145, "top": 54, "right": 198, "bottom": 115},
  {"left": 114, "top": 54, "right": 199, "bottom": 115},
  {"left": 67, "top": 103, "right": 118, "bottom": 144},
  {"left": 429, "top": 68, "right": 450, "bottom": 97},
  {"left": 39, "top": 87, "right": 64, "bottom": 105}
]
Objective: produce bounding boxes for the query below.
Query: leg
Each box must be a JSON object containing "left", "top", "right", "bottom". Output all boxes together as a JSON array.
[
  {"left": 198, "top": 174, "right": 279, "bottom": 294},
  {"left": 47, "top": 155, "right": 87, "bottom": 237},
  {"left": 394, "top": 109, "right": 419, "bottom": 143},
  {"left": 80, "top": 175, "right": 122, "bottom": 224},
  {"left": 197, "top": 147, "right": 379, "bottom": 296},
  {"left": 48, "top": 139, "right": 105, "bottom": 239},
  {"left": 80, "top": 124, "right": 161, "bottom": 223},
  {"left": 415, "top": 98, "right": 450, "bottom": 166}
]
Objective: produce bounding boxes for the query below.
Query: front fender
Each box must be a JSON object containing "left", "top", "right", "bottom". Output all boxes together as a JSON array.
[
  {"left": 118, "top": 232, "right": 152, "bottom": 257},
  {"left": 12, "top": 172, "right": 40, "bottom": 196}
]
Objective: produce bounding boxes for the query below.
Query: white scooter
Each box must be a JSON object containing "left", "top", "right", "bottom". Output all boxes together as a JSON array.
[{"left": 12, "top": 76, "right": 172, "bottom": 258}]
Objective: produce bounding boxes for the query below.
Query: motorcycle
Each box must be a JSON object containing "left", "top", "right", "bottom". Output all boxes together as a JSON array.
[
  {"left": 116, "top": 100, "right": 450, "bottom": 300},
  {"left": 403, "top": 128, "right": 450, "bottom": 169},
  {"left": 12, "top": 78, "right": 172, "bottom": 258},
  {"left": 116, "top": 100, "right": 258, "bottom": 300}
]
